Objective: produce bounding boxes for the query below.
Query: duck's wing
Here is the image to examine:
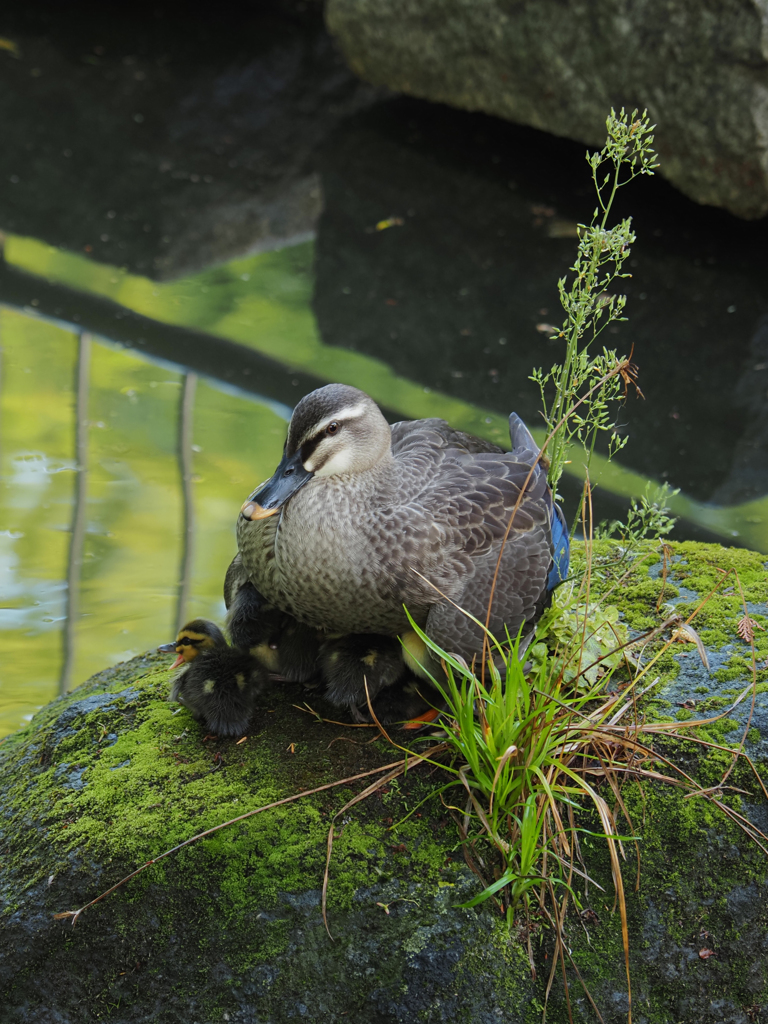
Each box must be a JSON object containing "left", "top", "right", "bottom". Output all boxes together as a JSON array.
[
  {"left": 382, "top": 412, "right": 569, "bottom": 660},
  {"left": 508, "top": 412, "right": 539, "bottom": 460},
  {"left": 423, "top": 504, "right": 553, "bottom": 660},
  {"left": 508, "top": 411, "right": 570, "bottom": 589},
  {"left": 390, "top": 418, "right": 505, "bottom": 456},
  {"left": 374, "top": 437, "right": 554, "bottom": 648},
  {"left": 224, "top": 552, "right": 251, "bottom": 610}
]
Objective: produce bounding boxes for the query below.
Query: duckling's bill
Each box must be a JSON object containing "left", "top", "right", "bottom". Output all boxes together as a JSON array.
[
  {"left": 158, "top": 642, "right": 186, "bottom": 671},
  {"left": 240, "top": 451, "right": 313, "bottom": 521}
]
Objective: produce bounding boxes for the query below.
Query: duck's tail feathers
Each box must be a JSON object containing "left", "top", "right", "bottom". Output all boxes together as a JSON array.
[{"left": 508, "top": 412, "right": 539, "bottom": 459}]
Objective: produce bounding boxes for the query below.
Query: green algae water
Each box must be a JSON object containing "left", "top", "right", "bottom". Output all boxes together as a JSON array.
[
  {"left": 0, "top": 307, "right": 288, "bottom": 735},
  {"left": 2, "top": 239, "right": 767, "bottom": 738}
]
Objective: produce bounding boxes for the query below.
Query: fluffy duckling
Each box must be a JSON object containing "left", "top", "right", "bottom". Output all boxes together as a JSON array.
[
  {"left": 319, "top": 633, "right": 404, "bottom": 712},
  {"left": 318, "top": 634, "right": 442, "bottom": 727},
  {"left": 158, "top": 618, "right": 265, "bottom": 737},
  {"left": 225, "top": 571, "right": 321, "bottom": 683}
]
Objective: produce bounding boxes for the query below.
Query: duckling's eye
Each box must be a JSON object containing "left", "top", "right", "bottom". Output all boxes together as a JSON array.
[{"left": 326, "top": 421, "right": 340, "bottom": 436}]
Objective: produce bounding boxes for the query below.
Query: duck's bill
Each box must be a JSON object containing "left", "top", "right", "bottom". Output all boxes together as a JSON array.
[
  {"left": 158, "top": 641, "right": 185, "bottom": 669},
  {"left": 240, "top": 451, "right": 313, "bottom": 521},
  {"left": 240, "top": 502, "right": 279, "bottom": 520}
]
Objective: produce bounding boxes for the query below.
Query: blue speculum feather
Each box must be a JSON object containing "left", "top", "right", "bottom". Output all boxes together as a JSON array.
[
  {"left": 508, "top": 411, "right": 570, "bottom": 593},
  {"left": 548, "top": 502, "right": 570, "bottom": 591}
]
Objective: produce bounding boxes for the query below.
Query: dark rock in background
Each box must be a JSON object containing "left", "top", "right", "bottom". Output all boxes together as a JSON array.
[
  {"left": 326, "top": 0, "right": 768, "bottom": 220},
  {"left": 711, "top": 313, "right": 768, "bottom": 506},
  {"left": 0, "top": 1, "right": 380, "bottom": 278}
]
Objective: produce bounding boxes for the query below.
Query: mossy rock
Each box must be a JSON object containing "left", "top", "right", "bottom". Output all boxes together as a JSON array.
[
  {"left": 0, "top": 653, "right": 534, "bottom": 1023},
  {"left": 1, "top": 540, "right": 767, "bottom": 1023}
]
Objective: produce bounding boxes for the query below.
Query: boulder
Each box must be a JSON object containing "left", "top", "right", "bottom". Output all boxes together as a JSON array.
[
  {"left": 1, "top": 540, "right": 767, "bottom": 1022},
  {"left": 325, "top": 0, "right": 768, "bottom": 220},
  {"left": 0, "top": 7, "right": 379, "bottom": 279}
]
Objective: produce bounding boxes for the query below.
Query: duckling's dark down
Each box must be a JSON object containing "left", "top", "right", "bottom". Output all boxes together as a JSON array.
[
  {"left": 224, "top": 562, "right": 321, "bottom": 683},
  {"left": 233, "top": 384, "right": 570, "bottom": 669},
  {"left": 318, "top": 633, "right": 408, "bottom": 720},
  {"left": 159, "top": 618, "right": 265, "bottom": 737},
  {"left": 318, "top": 633, "right": 443, "bottom": 726}
]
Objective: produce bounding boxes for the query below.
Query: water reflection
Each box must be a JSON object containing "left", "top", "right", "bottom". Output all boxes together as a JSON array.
[
  {"left": 0, "top": 307, "right": 287, "bottom": 735},
  {"left": 1, "top": 249, "right": 767, "bottom": 737},
  {"left": 175, "top": 372, "right": 197, "bottom": 634},
  {"left": 60, "top": 330, "right": 90, "bottom": 695}
]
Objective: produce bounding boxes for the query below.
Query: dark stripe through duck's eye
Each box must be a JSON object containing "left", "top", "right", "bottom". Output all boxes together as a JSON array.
[{"left": 326, "top": 421, "right": 340, "bottom": 436}]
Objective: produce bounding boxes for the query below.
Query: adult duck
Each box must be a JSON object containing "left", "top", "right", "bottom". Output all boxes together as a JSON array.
[{"left": 231, "top": 384, "right": 569, "bottom": 676}]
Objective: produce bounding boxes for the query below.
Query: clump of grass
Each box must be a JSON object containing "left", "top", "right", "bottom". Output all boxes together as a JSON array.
[
  {"left": 401, "top": 546, "right": 767, "bottom": 1023},
  {"left": 404, "top": 605, "right": 639, "bottom": 1011}
]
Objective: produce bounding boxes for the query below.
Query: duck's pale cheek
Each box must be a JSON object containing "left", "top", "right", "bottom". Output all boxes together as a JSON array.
[{"left": 311, "top": 448, "right": 355, "bottom": 477}]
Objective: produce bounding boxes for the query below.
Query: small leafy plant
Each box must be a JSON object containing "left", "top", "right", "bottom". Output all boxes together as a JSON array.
[
  {"left": 595, "top": 482, "right": 679, "bottom": 551},
  {"left": 530, "top": 581, "right": 630, "bottom": 685}
]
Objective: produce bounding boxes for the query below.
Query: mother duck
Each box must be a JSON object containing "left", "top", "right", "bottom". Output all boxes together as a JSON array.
[{"left": 230, "top": 384, "right": 569, "bottom": 674}]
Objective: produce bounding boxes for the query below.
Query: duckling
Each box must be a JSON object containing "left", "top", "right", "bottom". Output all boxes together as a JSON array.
[
  {"left": 318, "top": 633, "right": 409, "bottom": 721},
  {"left": 371, "top": 676, "right": 443, "bottom": 730},
  {"left": 233, "top": 385, "right": 569, "bottom": 673},
  {"left": 158, "top": 618, "right": 266, "bottom": 737},
  {"left": 319, "top": 634, "right": 443, "bottom": 727},
  {"left": 224, "top": 560, "right": 321, "bottom": 683}
]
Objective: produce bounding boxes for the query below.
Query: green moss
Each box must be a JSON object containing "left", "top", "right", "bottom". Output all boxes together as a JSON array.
[
  {"left": 557, "top": 778, "right": 768, "bottom": 1020},
  {"left": 1, "top": 651, "right": 543, "bottom": 1021}
]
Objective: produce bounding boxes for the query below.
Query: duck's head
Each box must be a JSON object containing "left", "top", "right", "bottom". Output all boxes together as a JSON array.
[
  {"left": 158, "top": 618, "right": 227, "bottom": 669},
  {"left": 240, "top": 384, "right": 391, "bottom": 521}
]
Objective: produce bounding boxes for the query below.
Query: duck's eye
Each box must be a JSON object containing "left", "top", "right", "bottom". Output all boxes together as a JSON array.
[{"left": 326, "top": 421, "right": 340, "bottom": 436}]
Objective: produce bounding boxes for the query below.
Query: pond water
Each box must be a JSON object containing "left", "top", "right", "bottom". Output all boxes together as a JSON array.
[{"left": 1, "top": 4, "right": 767, "bottom": 736}]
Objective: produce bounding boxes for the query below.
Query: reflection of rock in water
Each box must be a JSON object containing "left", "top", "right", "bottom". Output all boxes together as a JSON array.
[
  {"left": 313, "top": 99, "right": 768, "bottom": 504},
  {"left": 710, "top": 315, "right": 768, "bottom": 505},
  {"left": 0, "top": 6, "right": 379, "bottom": 278}
]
